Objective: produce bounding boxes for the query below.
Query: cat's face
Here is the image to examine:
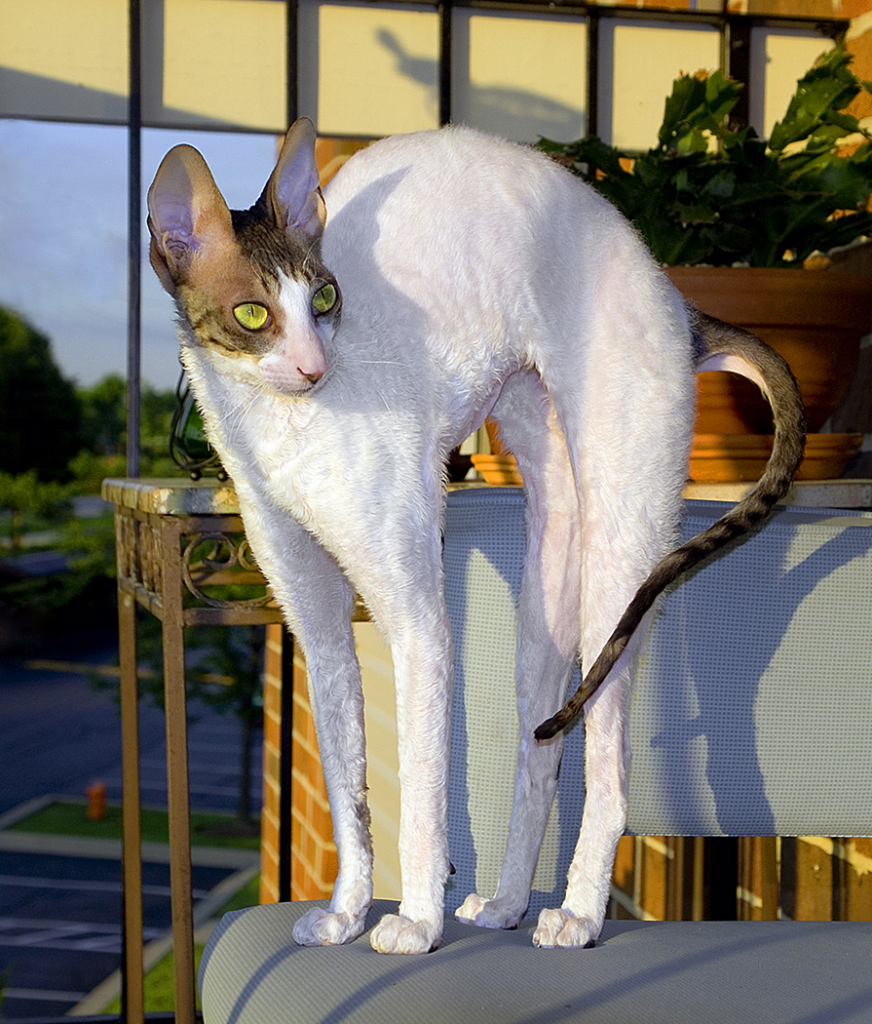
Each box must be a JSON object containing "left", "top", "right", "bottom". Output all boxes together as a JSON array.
[
  {"left": 148, "top": 119, "right": 339, "bottom": 395},
  {"left": 170, "top": 211, "right": 341, "bottom": 394}
]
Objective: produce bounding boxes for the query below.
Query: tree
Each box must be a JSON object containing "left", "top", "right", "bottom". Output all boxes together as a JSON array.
[
  {"left": 77, "top": 374, "right": 179, "bottom": 477},
  {"left": 0, "top": 308, "right": 81, "bottom": 480},
  {"left": 0, "top": 469, "right": 70, "bottom": 550},
  {"left": 129, "top": 619, "right": 265, "bottom": 829},
  {"left": 77, "top": 374, "right": 127, "bottom": 457}
]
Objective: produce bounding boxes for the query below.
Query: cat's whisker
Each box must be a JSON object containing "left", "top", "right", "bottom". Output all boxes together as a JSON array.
[{"left": 224, "top": 381, "right": 268, "bottom": 441}]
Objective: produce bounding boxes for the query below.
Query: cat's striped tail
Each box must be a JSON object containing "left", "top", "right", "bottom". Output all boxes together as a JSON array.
[{"left": 534, "top": 311, "right": 806, "bottom": 741}]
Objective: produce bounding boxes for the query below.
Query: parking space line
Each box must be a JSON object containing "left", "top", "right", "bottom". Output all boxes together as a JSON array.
[
  {"left": 5, "top": 987, "right": 87, "bottom": 1002},
  {"left": 0, "top": 918, "right": 163, "bottom": 952},
  {"left": 0, "top": 873, "right": 210, "bottom": 898}
]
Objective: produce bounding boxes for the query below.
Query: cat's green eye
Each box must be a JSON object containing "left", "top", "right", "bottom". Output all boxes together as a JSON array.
[
  {"left": 233, "top": 302, "right": 270, "bottom": 330},
  {"left": 312, "top": 283, "right": 338, "bottom": 315}
]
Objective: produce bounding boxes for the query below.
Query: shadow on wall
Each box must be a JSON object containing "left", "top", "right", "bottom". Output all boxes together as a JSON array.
[
  {"left": 636, "top": 506, "right": 872, "bottom": 838},
  {"left": 377, "top": 28, "right": 586, "bottom": 143}
]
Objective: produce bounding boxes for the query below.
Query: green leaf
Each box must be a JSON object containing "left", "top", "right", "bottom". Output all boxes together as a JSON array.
[
  {"left": 701, "top": 169, "right": 736, "bottom": 199},
  {"left": 769, "top": 45, "right": 861, "bottom": 152},
  {"left": 659, "top": 74, "right": 707, "bottom": 144},
  {"left": 674, "top": 202, "right": 719, "bottom": 226},
  {"left": 658, "top": 70, "right": 742, "bottom": 148}
]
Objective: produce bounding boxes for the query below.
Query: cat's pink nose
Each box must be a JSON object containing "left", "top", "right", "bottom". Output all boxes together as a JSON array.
[{"left": 300, "top": 367, "right": 323, "bottom": 385}]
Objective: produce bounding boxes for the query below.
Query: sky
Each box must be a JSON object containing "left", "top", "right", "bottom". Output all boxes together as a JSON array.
[{"left": 0, "top": 119, "right": 279, "bottom": 392}]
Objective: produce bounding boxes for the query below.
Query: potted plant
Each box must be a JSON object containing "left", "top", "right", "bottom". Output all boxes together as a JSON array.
[{"left": 522, "top": 45, "right": 872, "bottom": 481}]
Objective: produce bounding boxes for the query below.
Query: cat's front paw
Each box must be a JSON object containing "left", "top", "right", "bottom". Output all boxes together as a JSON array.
[
  {"left": 533, "top": 908, "right": 598, "bottom": 948},
  {"left": 370, "top": 913, "right": 441, "bottom": 954},
  {"left": 455, "top": 893, "right": 523, "bottom": 930},
  {"left": 293, "top": 906, "right": 366, "bottom": 947}
]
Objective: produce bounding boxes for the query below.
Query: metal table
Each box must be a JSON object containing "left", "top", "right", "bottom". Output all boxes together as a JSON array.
[{"left": 102, "top": 478, "right": 286, "bottom": 1024}]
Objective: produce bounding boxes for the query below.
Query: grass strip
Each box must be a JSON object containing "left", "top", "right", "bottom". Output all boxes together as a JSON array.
[
  {"left": 101, "top": 874, "right": 263, "bottom": 1013},
  {"left": 7, "top": 799, "right": 260, "bottom": 850},
  {"left": 101, "top": 945, "right": 206, "bottom": 1015}
]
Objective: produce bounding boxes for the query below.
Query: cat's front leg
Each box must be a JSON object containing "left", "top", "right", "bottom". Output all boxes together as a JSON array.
[
  {"left": 367, "top": 628, "right": 452, "bottom": 954},
  {"left": 288, "top": 621, "right": 372, "bottom": 948},
  {"left": 288, "top": 592, "right": 373, "bottom": 948},
  {"left": 362, "top": 547, "right": 454, "bottom": 954},
  {"left": 231, "top": 494, "right": 374, "bottom": 946}
]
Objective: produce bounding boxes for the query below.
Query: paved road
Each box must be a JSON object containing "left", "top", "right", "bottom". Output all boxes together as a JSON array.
[
  {"left": 0, "top": 629, "right": 262, "bottom": 818},
  {"left": 0, "top": 843, "right": 247, "bottom": 1019},
  {"left": 0, "top": 632, "right": 263, "bottom": 1019}
]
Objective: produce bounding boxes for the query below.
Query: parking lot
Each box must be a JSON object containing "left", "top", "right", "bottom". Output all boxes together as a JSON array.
[{"left": 0, "top": 639, "right": 262, "bottom": 1019}]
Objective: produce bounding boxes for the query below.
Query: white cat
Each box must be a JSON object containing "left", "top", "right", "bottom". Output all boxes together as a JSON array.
[{"left": 147, "top": 119, "right": 804, "bottom": 954}]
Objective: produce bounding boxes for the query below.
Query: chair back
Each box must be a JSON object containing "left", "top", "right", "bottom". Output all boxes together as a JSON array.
[{"left": 442, "top": 489, "right": 872, "bottom": 917}]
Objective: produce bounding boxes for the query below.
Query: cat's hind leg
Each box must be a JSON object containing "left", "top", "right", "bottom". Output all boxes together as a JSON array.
[
  {"left": 456, "top": 371, "right": 581, "bottom": 931},
  {"left": 531, "top": 278, "right": 694, "bottom": 948}
]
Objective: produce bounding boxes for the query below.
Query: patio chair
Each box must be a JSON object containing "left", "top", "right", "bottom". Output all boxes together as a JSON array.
[{"left": 199, "top": 488, "right": 872, "bottom": 1024}]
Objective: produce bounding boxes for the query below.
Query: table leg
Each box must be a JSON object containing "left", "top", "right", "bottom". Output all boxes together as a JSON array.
[
  {"left": 119, "top": 586, "right": 145, "bottom": 1024},
  {"left": 161, "top": 518, "right": 196, "bottom": 1024}
]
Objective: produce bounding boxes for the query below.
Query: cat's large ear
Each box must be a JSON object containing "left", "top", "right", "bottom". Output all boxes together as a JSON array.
[
  {"left": 262, "top": 117, "right": 326, "bottom": 241},
  {"left": 147, "top": 145, "right": 235, "bottom": 294}
]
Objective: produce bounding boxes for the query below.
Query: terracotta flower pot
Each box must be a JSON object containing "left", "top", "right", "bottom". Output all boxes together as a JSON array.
[
  {"left": 667, "top": 266, "right": 872, "bottom": 434},
  {"left": 480, "top": 267, "right": 870, "bottom": 486},
  {"left": 688, "top": 432, "right": 863, "bottom": 483}
]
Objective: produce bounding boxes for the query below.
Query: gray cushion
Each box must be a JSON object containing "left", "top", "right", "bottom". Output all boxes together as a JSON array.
[{"left": 200, "top": 899, "right": 872, "bottom": 1024}]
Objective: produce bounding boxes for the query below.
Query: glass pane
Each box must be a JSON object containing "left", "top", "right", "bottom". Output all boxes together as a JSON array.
[
  {"left": 452, "top": 10, "right": 587, "bottom": 143},
  {"left": 0, "top": 0, "right": 127, "bottom": 123},
  {"left": 155, "top": 0, "right": 287, "bottom": 131},
  {"left": 142, "top": 128, "right": 281, "bottom": 389},
  {"left": 749, "top": 29, "right": 833, "bottom": 139},
  {"left": 602, "top": 21, "right": 721, "bottom": 150},
  {"left": 0, "top": 122, "right": 129, "bottom": 389},
  {"left": 299, "top": 1, "right": 439, "bottom": 138}
]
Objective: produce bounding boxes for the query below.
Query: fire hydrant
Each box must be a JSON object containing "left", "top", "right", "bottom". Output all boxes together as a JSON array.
[{"left": 86, "top": 782, "right": 106, "bottom": 821}]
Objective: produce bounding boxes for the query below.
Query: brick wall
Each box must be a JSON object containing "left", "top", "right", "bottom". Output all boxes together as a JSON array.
[
  {"left": 259, "top": 623, "right": 284, "bottom": 905},
  {"left": 289, "top": 646, "right": 338, "bottom": 901},
  {"left": 259, "top": 623, "right": 337, "bottom": 904}
]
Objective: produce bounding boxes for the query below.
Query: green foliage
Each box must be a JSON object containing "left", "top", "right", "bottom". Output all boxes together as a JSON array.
[
  {"left": 77, "top": 374, "right": 127, "bottom": 456},
  {"left": 10, "top": 799, "right": 260, "bottom": 849},
  {"left": 65, "top": 448, "right": 125, "bottom": 495},
  {"left": 0, "top": 308, "right": 81, "bottom": 480},
  {"left": 0, "top": 510, "right": 117, "bottom": 634},
  {"left": 0, "top": 468, "right": 71, "bottom": 550},
  {"left": 141, "top": 381, "right": 182, "bottom": 476},
  {"left": 76, "top": 374, "right": 179, "bottom": 477},
  {"left": 101, "top": 945, "right": 205, "bottom": 1015},
  {"left": 125, "top": 617, "right": 265, "bottom": 824},
  {"left": 539, "top": 46, "right": 872, "bottom": 267},
  {"left": 0, "top": 367, "right": 177, "bottom": 636}
]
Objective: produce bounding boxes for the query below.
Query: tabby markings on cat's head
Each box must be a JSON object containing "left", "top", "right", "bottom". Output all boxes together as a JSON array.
[{"left": 147, "top": 118, "right": 340, "bottom": 396}]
